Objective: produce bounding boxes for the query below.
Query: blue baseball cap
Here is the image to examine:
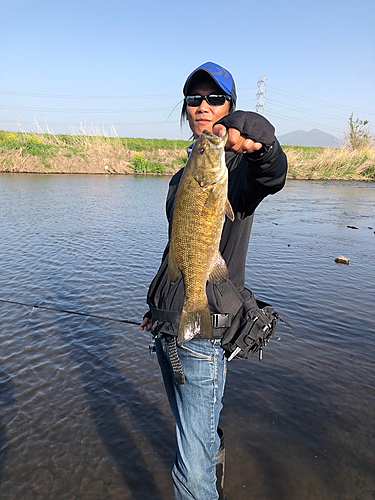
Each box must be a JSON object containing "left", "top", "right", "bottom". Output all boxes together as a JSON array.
[{"left": 183, "top": 62, "right": 237, "bottom": 105}]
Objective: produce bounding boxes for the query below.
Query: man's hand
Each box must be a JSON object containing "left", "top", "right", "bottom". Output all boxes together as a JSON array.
[
  {"left": 141, "top": 316, "right": 153, "bottom": 332},
  {"left": 213, "top": 123, "right": 263, "bottom": 155}
]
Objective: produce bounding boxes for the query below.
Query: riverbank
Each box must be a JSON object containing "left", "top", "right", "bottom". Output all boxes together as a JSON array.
[{"left": 1, "top": 130, "right": 374, "bottom": 180}]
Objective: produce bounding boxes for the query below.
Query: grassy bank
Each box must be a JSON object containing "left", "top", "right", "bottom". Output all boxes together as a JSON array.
[
  {"left": 284, "top": 145, "right": 375, "bottom": 180},
  {"left": 1, "top": 130, "right": 374, "bottom": 180},
  {"left": 0, "top": 130, "right": 189, "bottom": 175}
]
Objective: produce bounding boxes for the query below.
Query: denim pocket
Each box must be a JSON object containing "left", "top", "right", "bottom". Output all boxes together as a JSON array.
[{"left": 178, "top": 340, "right": 220, "bottom": 361}]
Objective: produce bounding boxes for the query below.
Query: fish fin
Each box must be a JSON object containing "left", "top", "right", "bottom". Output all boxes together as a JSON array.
[
  {"left": 168, "top": 243, "right": 181, "bottom": 284},
  {"left": 225, "top": 199, "right": 235, "bottom": 221},
  {"left": 203, "top": 188, "right": 221, "bottom": 210},
  {"left": 178, "top": 305, "right": 213, "bottom": 344},
  {"left": 208, "top": 253, "right": 228, "bottom": 283}
]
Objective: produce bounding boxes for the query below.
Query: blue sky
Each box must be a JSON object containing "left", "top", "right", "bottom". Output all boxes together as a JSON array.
[{"left": 1, "top": 0, "right": 374, "bottom": 141}]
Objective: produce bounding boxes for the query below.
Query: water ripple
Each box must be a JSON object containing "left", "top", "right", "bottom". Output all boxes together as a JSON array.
[{"left": 0, "top": 175, "right": 374, "bottom": 499}]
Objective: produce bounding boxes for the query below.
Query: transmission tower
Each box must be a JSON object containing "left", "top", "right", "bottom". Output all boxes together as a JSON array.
[{"left": 256, "top": 76, "right": 267, "bottom": 114}]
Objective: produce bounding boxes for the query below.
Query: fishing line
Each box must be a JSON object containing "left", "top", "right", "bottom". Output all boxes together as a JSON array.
[
  {"left": 0, "top": 298, "right": 294, "bottom": 333},
  {"left": 0, "top": 298, "right": 141, "bottom": 326},
  {"left": 166, "top": 99, "right": 184, "bottom": 122}
]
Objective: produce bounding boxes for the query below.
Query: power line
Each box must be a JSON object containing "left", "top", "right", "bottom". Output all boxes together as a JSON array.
[
  {"left": 0, "top": 104, "right": 172, "bottom": 113},
  {"left": 2, "top": 84, "right": 366, "bottom": 135},
  {"left": 264, "top": 110, "right": 344, "bottom": 134},
  {"left": 0, "top": 119, "right": 179, "bottom": 127},
  {"left": 0, "top": 114, "right": 344, "bottom": 136},
  {"left": 3, "top": 86, "right": 372, "bottom": 116},
  {"left": 0, "top": 87, "right": 257, "bottom": 99},
  {"left": 267, "top": 85, "right": 375, "bottom": 115},
  {"left": 2, "top": 86, "right": 373, "bottom": 119},
  {"left": 0, "top": 90, "right": 180, "bottom": 100},
  {"left": 266, "top": 98, "right": 348, "bottom": 122},
  {"left": 0, "top": 112, "right": 344, "bottom": 134}
]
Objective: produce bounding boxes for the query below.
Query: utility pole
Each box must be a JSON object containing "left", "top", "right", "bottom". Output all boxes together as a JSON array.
[{"left": 256, "top": 76, "right": 267, "bottom": 114}]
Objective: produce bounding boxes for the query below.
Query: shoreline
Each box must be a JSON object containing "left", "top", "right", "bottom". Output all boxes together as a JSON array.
[
  {"left": 1, "top": 170, "right": 374, "bottom": 182},
  {"left": 0, "top": 148, "right": 187, "bottom": 176},
  {"left": 1, "top": 149, "right": 374, "bottom": 181},
  {"left": 1, "top": 131, "right": 374, "bottom": 181}
]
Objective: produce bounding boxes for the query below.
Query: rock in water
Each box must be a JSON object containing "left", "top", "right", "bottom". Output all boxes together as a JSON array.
[{"left": 335, "top": 255, "right": 350, "bottom": 265}]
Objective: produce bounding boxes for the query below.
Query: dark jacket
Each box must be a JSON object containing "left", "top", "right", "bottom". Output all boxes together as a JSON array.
[{"left": 146, "top": 111, "right": 288, "bottom": 336}]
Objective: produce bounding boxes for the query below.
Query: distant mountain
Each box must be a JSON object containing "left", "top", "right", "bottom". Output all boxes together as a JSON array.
[{"left": 278, "top": 128, "right": 341, "bottom": 148}]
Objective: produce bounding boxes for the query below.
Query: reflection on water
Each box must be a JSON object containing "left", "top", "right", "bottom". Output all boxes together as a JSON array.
[{"left": 0, "top": 175, "right": 374, "bottom": 499}]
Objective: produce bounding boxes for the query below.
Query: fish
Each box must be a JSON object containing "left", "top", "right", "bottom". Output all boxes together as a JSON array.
[{"left": 168, "top": 130, "right": 235, "bottom": 344}]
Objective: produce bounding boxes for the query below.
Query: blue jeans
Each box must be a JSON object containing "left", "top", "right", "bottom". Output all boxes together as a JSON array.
[{"left": 155, "top": 337, "right": 227, "bottom": 500}]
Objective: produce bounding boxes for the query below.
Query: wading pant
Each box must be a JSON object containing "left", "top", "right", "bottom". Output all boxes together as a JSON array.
[{"left": 156, "top": 337, "right": 227, "bottom": 500}]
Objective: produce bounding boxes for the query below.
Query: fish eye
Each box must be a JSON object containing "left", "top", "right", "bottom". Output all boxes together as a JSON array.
[{"left": 199, "top": 148, "right": 205, "bottom": 155}]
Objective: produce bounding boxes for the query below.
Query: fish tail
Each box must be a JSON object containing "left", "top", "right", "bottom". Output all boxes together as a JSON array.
[{"left": 178, "top": 305, "right": 213, "bottom": 344}]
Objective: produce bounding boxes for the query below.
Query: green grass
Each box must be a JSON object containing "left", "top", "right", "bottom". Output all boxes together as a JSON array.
[
  {"left": 38, "top": 133, "right": 192, "bottom": 151},
  {"left": 1, "top": 130, "right": 374, "bottom": 179},
  {"left": 0, "top": 130, "right": 191, "bottom": 157},
  {"left": 0, "top": 130, "right": 191, "bottom": 174},
  {"left": 120, "top": 137, "right": 191, "bottom": 151},
  {"left": 0, "top": 131, "right": 63, "bottom": 168},
  {"left": 0, "top": 130, "right": 80, "bottom": 157},
  {"left": 132, "top": 153, "right": 165, "bottom": 174},
  {"left": 283, "top": 145, "right": 326, "bottom": 159}
]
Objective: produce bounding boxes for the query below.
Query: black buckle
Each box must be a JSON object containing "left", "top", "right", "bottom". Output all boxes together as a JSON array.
[{"left": 212, "top": 313, "right": 231, "bottom": 329}]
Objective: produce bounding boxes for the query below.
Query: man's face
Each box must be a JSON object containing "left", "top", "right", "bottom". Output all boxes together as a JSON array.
[{"left": 186, "top": 80, "right": 231, "bottom": 139}]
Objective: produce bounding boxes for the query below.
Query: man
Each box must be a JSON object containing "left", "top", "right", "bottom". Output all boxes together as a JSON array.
[{"left": 141, "top": 62, "right": 288, "bottom": 500}]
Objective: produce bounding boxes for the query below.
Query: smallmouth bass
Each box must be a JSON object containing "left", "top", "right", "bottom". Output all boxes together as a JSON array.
[{"left": 168, "top": 130, "right": 235, "bottom": 344}]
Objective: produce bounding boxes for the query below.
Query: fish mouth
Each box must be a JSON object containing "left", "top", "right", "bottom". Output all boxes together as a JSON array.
[{"left": 201, "top": 130, "right": 228, "bottom": 147}]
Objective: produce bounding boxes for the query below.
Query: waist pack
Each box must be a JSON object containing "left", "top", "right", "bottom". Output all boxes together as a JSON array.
[
  {"left": 219, "top": 286, "right": 278, "bottom": 361},
  {"left": 150, "top": 281, "right": 279, "bottom": 385},
  {"left": 150, "top": 278, "right": 279, "bottom": 362}
]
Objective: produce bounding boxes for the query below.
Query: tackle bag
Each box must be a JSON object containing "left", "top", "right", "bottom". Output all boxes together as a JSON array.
[{"left": 214, "top": 282, "right": 279, "bottom": 361}]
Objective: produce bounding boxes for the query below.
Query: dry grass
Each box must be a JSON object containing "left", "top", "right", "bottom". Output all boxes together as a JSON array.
[
  {"left": 1, "top": 142, "right": 135, "bottom": 174},
  {"left": 285, "top": 147, "right": 375, "bottom": 181},
  {"left": 0, "top": 145, "right": 188, "bottom": 175},
  {"left": 0, "top": 127, "right": 187, "bottom": 175},
  {"left": 1, "top": 127, "right": 374, "bottom": 180}
]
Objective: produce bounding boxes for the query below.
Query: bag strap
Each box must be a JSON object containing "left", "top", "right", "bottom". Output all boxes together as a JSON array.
[
  {"left": 150, "top": 306, "right": 232, "bottom": 332},
  {"left": 150, "top": 306, "right": 180, "bottom": 325},
  {"left": 150, "top": 280, "right": 246, "bottom": 328},
  {"left": 167, "top": 336, "right": 185, "bottom": 385},
  {"left": 213, "top": 280, "right": 247, "bottom": 317}
]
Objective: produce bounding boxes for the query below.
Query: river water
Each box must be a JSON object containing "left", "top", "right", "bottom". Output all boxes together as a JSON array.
[{"left": 0, "top": 174, "right": 374, "bottom": 500}]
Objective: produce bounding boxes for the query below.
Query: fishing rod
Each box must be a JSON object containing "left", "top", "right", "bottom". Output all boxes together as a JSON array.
[
  {"left": 0, "top": 298, "right": 141, "bottom": 326},
  {"left": 0, "top": 298, "right": 295, "bottom": 334}
]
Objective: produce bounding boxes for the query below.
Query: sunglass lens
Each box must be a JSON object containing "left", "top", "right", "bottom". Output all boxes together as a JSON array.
[
  {"left": 186, "top": 95, "right": 228, "bottom": 107},
  {"left": 206, "top": 96, "right": 226, "bottom": 106},
  {"left": 186, "top": 96, "right": 203, "bottom": 107}
]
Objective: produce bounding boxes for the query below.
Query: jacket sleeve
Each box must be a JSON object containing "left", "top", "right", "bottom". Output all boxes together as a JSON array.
[{"left": 216, "top": 110, "right": 288, "bottom": 195}]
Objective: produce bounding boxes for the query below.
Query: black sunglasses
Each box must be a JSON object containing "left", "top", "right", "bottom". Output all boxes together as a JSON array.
[{"left": 185, "top": 94, "right": 232, "bottom": 107}]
